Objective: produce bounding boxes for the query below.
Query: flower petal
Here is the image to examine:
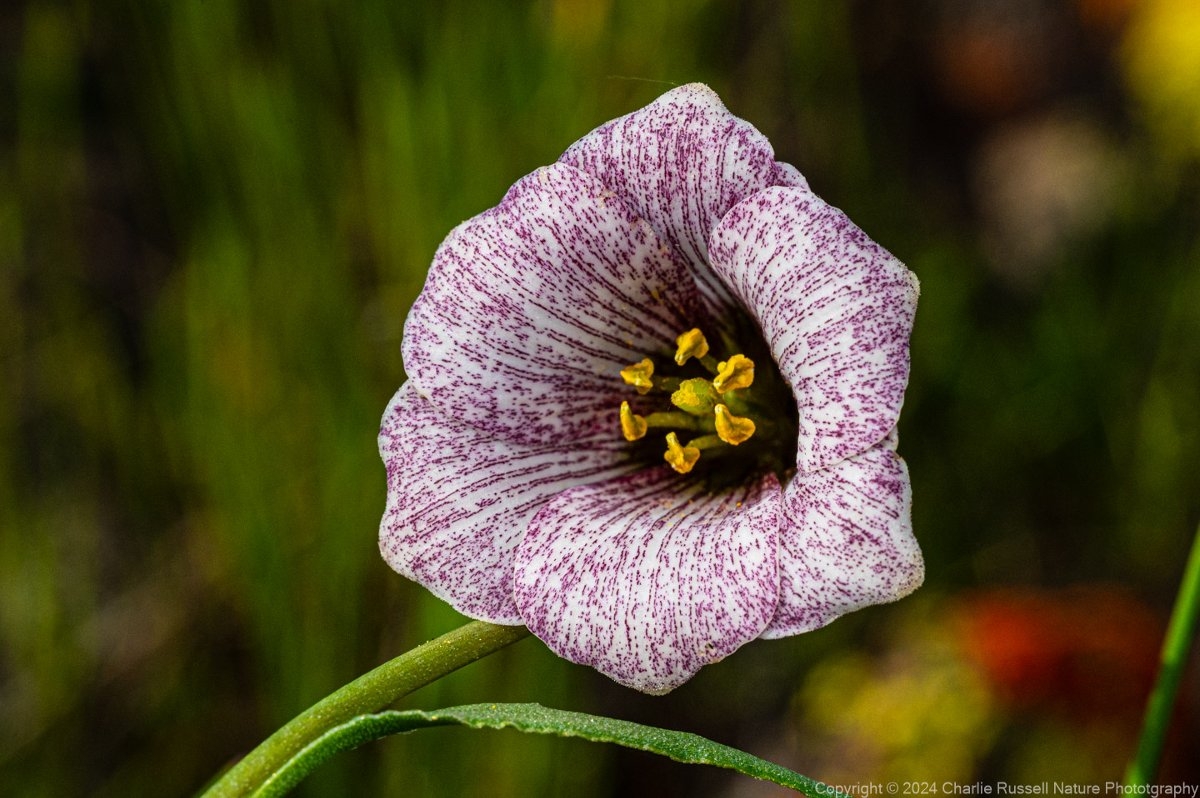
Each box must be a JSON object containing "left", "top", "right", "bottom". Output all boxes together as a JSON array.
[
  {"left": 379, "top": 383, "right": 633, "bottom": 624},
  {"left": 403, "top": 162, "right": 704, "bottom": 446},
  {"left": 774, "top": 160, "right": 810, "bottom": 190},
  {"left": 513, "top": 468, "right": 781, "bottom": 693},
  {"left": 760, "top": 438, "right": 923, "bottom": 639},
  {"left": 708, "top": 186, "right": 919, "bottom": 471},
  {"left": 560, "top": 83, "right": 796, "bottom": 316}
]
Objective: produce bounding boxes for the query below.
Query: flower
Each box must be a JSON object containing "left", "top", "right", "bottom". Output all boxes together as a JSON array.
[{"left": 379, "top": 84, "right": 923, "bottom": 694}]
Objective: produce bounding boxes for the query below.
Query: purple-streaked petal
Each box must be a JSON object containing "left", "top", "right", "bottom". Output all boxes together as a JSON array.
[
  {"left": 774, "top": 160, "right": 810, "bottom": 190},
  {"left": 513, "top": 468, "right": 781, "bottom": 694},
  {"left": 403, "top": 162, "right": 704, "bottom": 447},
  {"left": 708, "top": 186, "right": 919, "bottom": 472},
  {"left": 379, "top": 383, "right": 633, "bottom": 624},
  {"left": 560, "top": 83, "right": 797, "bottom": 317},
  {"left": 760, "top": 437, "right": 923, "bottom": 639}
]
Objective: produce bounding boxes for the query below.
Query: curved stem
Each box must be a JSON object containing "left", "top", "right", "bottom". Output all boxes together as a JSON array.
[
  {"left": 1125, "top": 523, "right": 1200, "bottom": 786},
  {"left": 202, "top": 621, "right": 530, "bottom": 798}
]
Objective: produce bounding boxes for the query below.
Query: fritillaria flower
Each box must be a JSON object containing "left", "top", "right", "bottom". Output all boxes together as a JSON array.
[{"left": 379, "top": 84, "right": 923, "bottom": 694}]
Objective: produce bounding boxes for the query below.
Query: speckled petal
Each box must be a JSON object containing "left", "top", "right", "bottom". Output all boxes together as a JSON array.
[
  {"left": 403, "top": 162, "right": 703, "bottom": 446},
  {"left": 379, "top": 383, "right": 633, "bottom": 624},
  {"left": 774, "top": 160, "right": 810, "bottom": 190},
  {"left": 760, "top": 436, "right": 923, "bottom": 639},
  {"left": 513, "top": 468, "right": 781, "bottom": 694},
  {"left": 708, "top": 186, "right": 919, "bottom": 472},
  {"left": 560, "top": 83, "right": 798, "bottom": 317}
]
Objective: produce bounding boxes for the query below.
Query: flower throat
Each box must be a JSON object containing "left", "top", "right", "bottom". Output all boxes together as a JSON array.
[{"left": 618, "top": 326, "right": 798, "bottom": 481}]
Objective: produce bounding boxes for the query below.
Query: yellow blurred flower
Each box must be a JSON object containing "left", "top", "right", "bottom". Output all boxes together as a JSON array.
[{"left": 1123, "top": 0, "right": 1200, "bottom": 159}]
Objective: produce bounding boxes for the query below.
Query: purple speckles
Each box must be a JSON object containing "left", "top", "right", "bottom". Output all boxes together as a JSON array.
[
  {"left": 379, "top": 384, "right": 634, "bottom": 623},
  {"left": 379, "top": 83, "right": 924, "bottom": 693},
  {"left": 560, "top": 83, "right": 793, "bottom": 328},
  {"left": 404, "top": 164, "right": 702, "bottom": 447},
  {"left": 765, "top": 433, "right": 923, "bottom": 639},
  {"left": 513, "top": 468, "right": 781, "bottom": 694},
  {"left": 709, "top": 186, "right": 919, "bottom": 472}
]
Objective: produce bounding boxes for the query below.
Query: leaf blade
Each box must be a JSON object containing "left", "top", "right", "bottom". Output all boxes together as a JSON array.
[{"left": 253, "top": 702, "right": 841, "bottom": 797}]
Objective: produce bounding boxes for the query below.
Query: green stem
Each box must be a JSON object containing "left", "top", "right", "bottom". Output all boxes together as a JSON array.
[
  {"left": 1125, "top": 523, "right": 1200, "bottom": 786},
  {"left": 201, "top": 621, "right": 530, "bottom": 798}
]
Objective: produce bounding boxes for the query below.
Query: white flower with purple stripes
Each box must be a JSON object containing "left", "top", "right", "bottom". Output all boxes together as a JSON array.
[{"left": 379, "top": 84, "right": 923, "bottom": 694}]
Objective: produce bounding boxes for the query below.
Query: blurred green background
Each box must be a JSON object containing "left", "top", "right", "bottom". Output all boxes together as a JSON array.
[{"left": 2, "top": 0, "right": 1199, "bottom": 795}]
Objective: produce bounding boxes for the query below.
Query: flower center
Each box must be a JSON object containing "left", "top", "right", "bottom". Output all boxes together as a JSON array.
[{"left": 617, "top": 327, "right": 797, "bottom": 478}]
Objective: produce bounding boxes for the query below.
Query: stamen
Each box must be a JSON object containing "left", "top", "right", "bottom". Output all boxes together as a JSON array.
[
  {"left": 620, "top": 358, "right": 655, "bottom": 395},
  {"left": 713, "top": 354, "right": 754, "bottom": 393},
  {"left": 686, "top": 434, "right": 729, "bottom": 451},
  {"left": 674, "top": 328, "right": 710, "bottom": 365},
  {"left": 619, "top": 401, "right": 648, "bottom": 441},
  {"left": 714, "top": 404, "right": 756, "bottom": 445},
  {"left": 616, "top": 323, "right": 792, "bottom": 473},
  {"left": 670, "top": 378, "right": 719, "bottom": 416},
  {"left": 644, "top": 411, "right": 711, "bottom": 432},
  {"left": 663, "top": 432, "right": 700, "bottom": 474}
]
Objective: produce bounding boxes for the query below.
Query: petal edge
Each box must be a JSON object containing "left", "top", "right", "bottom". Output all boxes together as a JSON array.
[
  {"left": 761, "top": 439, "right": 923, "bottom": 639},
  {"left": 709, "top": 186, "right": 918, "bottom": 472},
  {"left": 560, "top": 83, "right": 795, "bottom": 320}
]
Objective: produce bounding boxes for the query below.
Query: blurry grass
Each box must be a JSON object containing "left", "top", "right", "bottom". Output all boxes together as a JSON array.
[{"left": 2, "top": 0, "right": 1198, "bottom": 795}]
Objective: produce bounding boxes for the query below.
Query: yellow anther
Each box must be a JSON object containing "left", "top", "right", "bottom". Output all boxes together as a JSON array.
[
  {"left": 714, "top": 404, "right": 756, "bottom": 445},
  {"left": 670, "top": 378, "right": 718, "bottom": 416},
  {"left": 674, "top": 328, "right": 710, "bottom": 366},
  {"left": 663, "top": 432, "right": 700, "bottom": 474},
  {"left": 712, "top": 354, "right": 755, "bottom": 393},
  {"left": 619, "top": 402, "right": 648, "bottom": 441},
  {"left": 620, "top": 358, "right": 655, "bottom": 395}
]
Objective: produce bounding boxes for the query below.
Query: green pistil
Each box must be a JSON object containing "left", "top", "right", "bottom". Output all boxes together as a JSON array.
[{"left": 670, "top": 378, "right": 719, "bottom": 416}]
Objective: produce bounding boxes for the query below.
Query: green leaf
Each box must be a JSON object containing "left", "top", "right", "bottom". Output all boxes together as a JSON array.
[
  {"left": 1126, "top": 523, "right": 1200, "bottom": 785},
  {"left": 252, "top": 702, "right": 843, "bottom": 798}
]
